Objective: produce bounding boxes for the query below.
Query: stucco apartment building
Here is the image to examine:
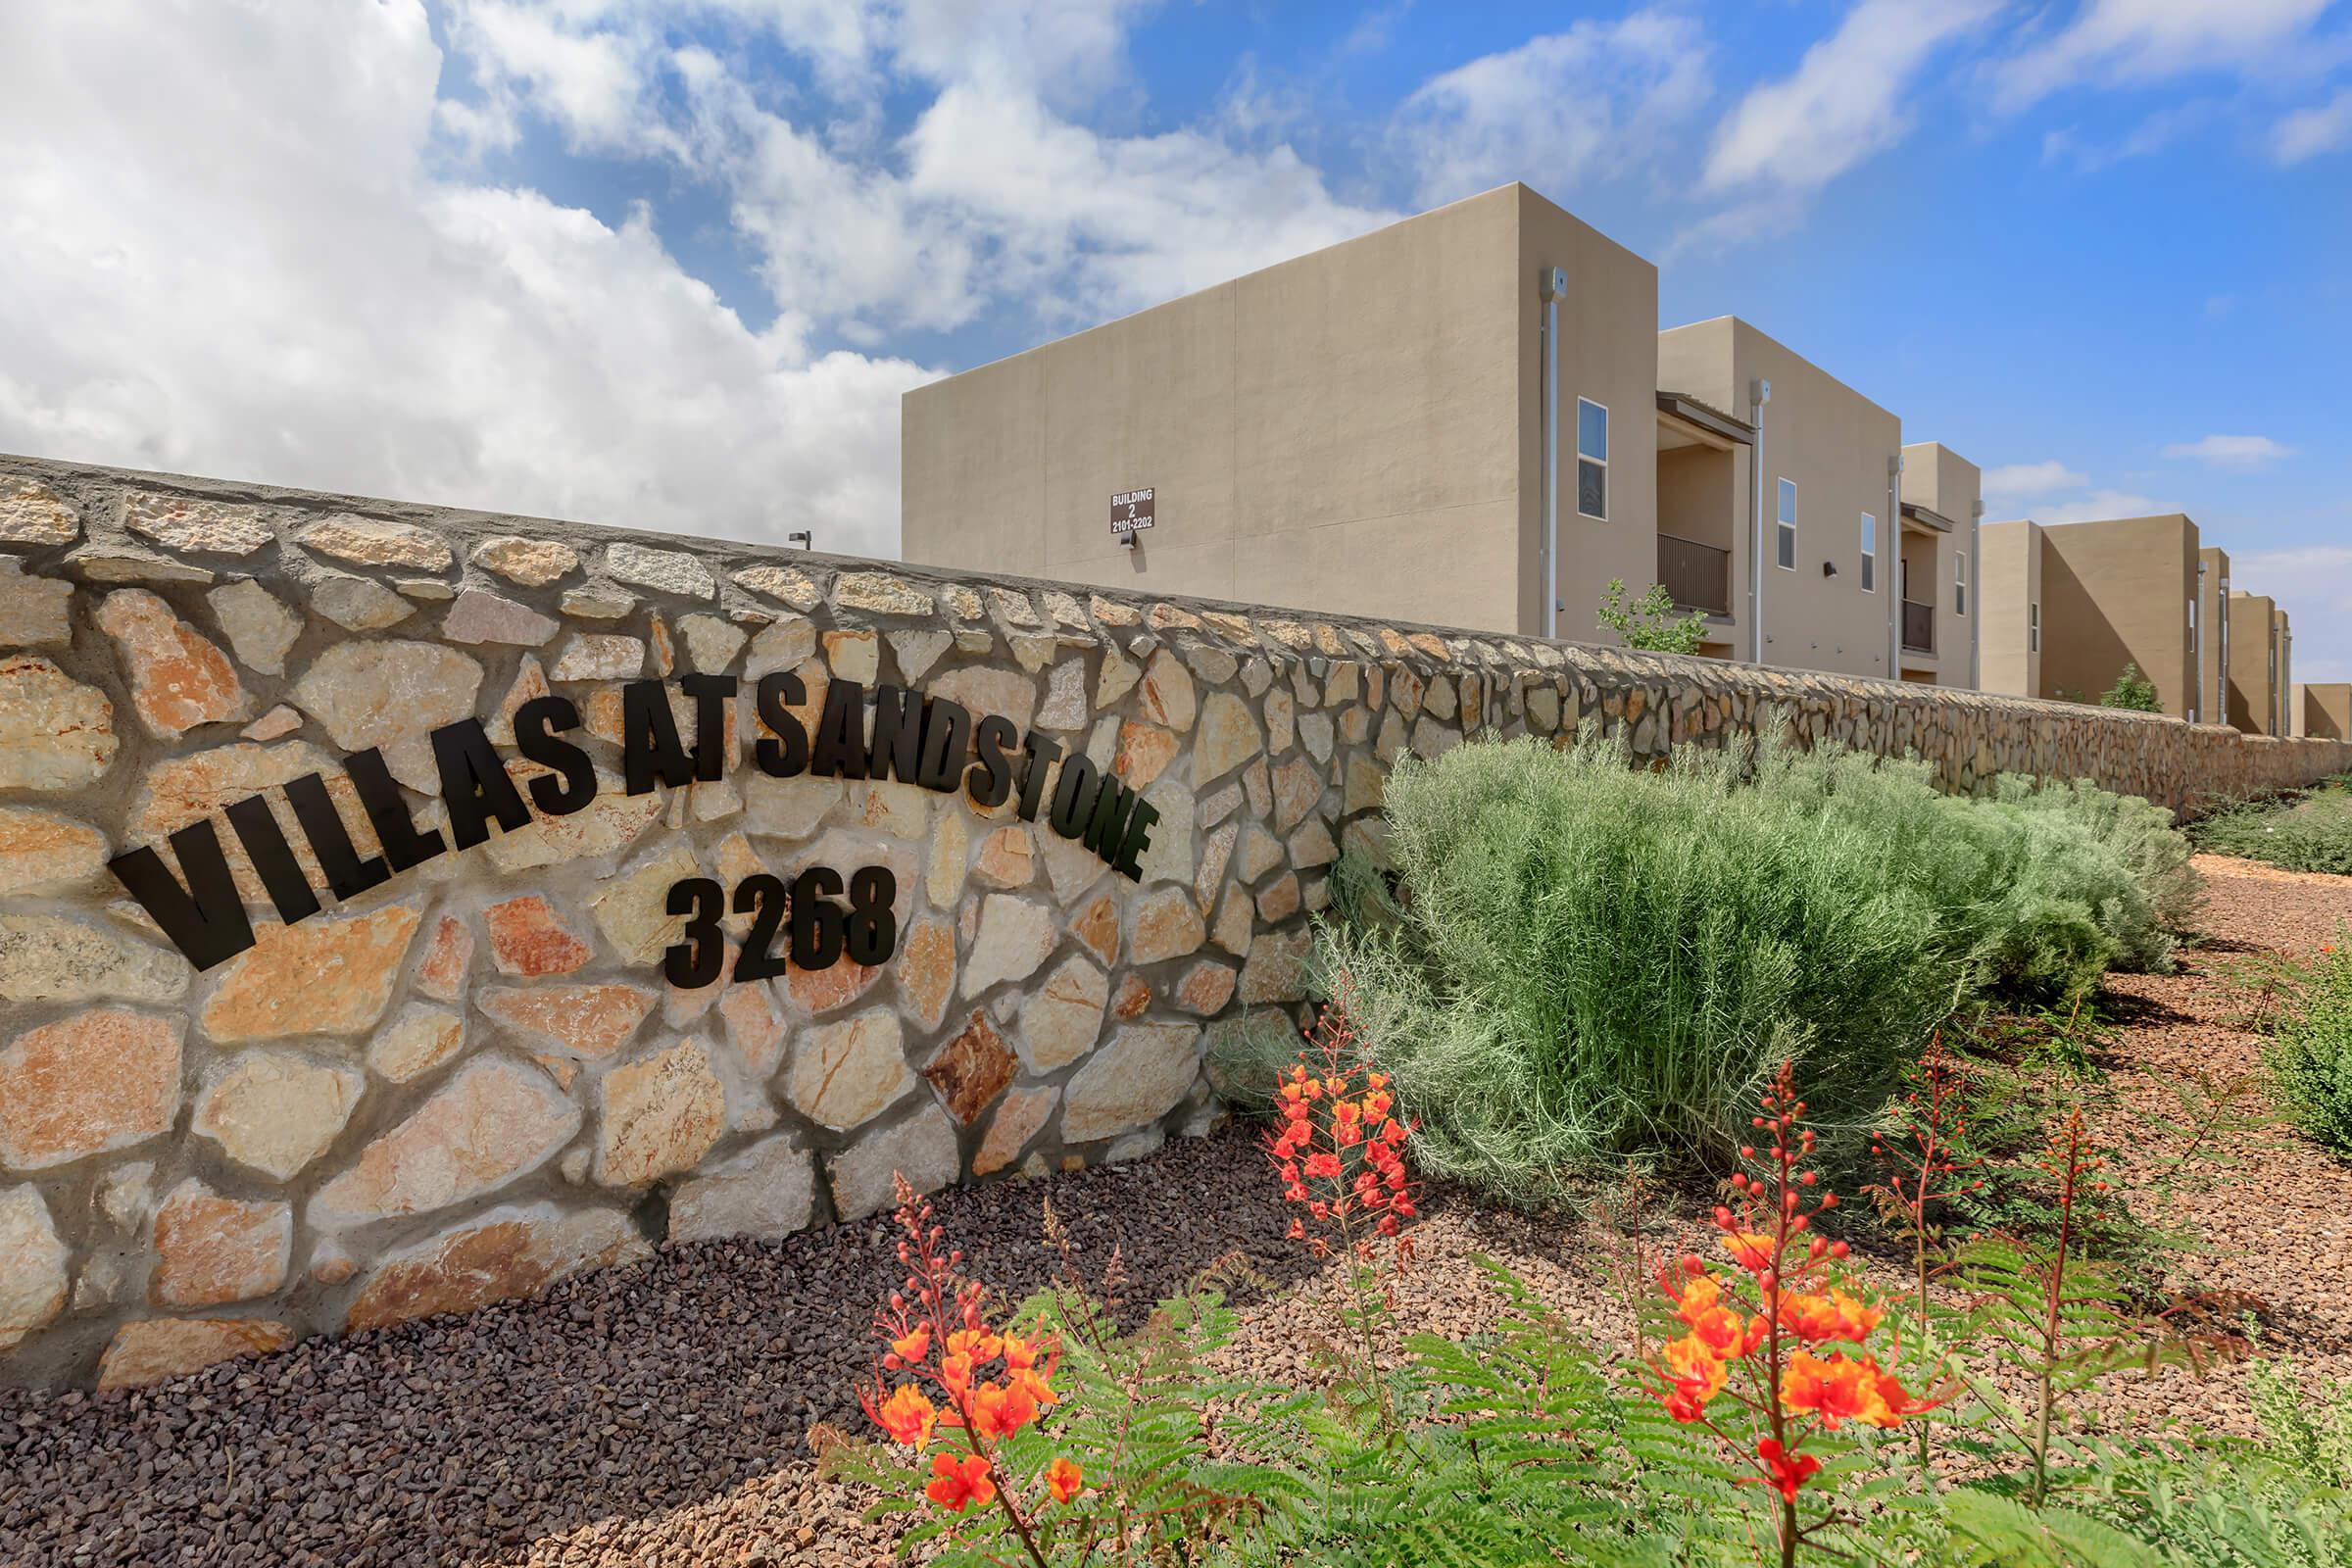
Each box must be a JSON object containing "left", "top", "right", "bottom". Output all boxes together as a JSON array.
[
  {"left": 2228, "top": 591, "right": 2292, "bottom": 737},
  {"left": 1980, "top": 515, "right": 2202, "bottom": 718},
  {"left": 2298, "top": 683, "right": 2352, "bottom": 741},
  {"left": 901, "top": 183, "right": 1980, "bottom": 686}
]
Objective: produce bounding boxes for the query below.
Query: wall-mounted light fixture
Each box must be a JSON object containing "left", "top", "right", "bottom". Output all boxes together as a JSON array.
[{"left": 1822, "top": 561, "right": 1838, "bottom": 578}]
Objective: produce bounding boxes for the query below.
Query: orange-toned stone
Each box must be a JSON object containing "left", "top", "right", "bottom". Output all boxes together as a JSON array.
[
  {"left": 200, "top": 904, "right": 421, "bottom": 1042},
  {"left": 1129, "top": 887, "right": 1203, "bottom": 966},
  {"left": 788, "top": 955, "right": 882, "bottom": 1014},
  {"left": 898, "top": 918, "right": 956, "bottom": 1031},
  {"left": 0, "top": 1007, "right": 181, "bottom": 1171},
  {"left": 1255, "top": 873, "right": 1301, "bottom": 923},
  {"left": 0, "top": 806, "right": 107, "bottom": 897},
  {"left": 129, "top": 741, "right": 370, "bottom": 903},
  {"left": 1073, "top": 893, "right": 1119, "bottom": 967},
  {"left": 94, "top": 589, "right": 251, "bottom": 738},
  {"left": 483, "top": 895, "right": 594, "bottom": 977},
  {"left": 414, "top": 914, "right": 473, "bottom": 1003},
  {"left": 97, "top": 1318, "right": 292, "bottom": 1391},
  {"left": 1172, "top": 961, "right": 1238, "bottom": 1016},
  {"left": 922, "top": 1012, "right": 1017, "bottom": 1125},
  {"left": 1112, "top": 974, "right": 1152, "bottom": 1020},
  {"left": 151, "top": 1180, "right": 290, "bottom": 1308},
  {"left": 477, "top": 983, "right": 657, "bottom": 1059},
  {"left": 0, "top": 655, "right": 118, "bottom": 792},
  {"left": 310, "top": 1056, "right": 578, "bottom": 1228},
  {"left": 596, "top": 1041, "right": 726, "bottom": 1186},
  {"left": 973, "top": 825, "right": 1035, "bottom": 888},
  {"left": 344, "top": 1204, "right": 645, "bottom": 1334},
  {"left": 1112, "top": 721, "right": 1180, "bottom": 789},
  {"left": 716, "top": 983, "right": 787, "bottom": 1080},
  {"left": 973, "top": 1086, "right": 1057, "bottom": 1177}
]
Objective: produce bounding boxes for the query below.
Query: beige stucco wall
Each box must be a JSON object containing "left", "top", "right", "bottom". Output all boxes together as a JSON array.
[
  {"left": 1659, "top": 318, "right": 1900, "bottom": 681},
  {"left": 2277, "top": 611, "right": 2293, "bottom": 739},
  {"left": 1979, "top": 519, "right": 2042, "bottom": 699},
  {"left": 2300, "top": 683, "right": 2352, "bottom": 741},
  {"left": 1514, "top": 188, "right": 1663, "bottom": 643},
  {"left": 1899, "top": 442, "right": 1981, "bottom": 687},
  {"left": 2198, "top": 547, "right": 2230, "bottom": 727},
  {"left": 902, "top": 184, "right": 1665, "bottom": 645},
  {"left": 2229, "top": 590, "right": 2280, "bottom": 734},
  {"left": 2037, "top": 515, "right": 2199, "bottom": 714}
]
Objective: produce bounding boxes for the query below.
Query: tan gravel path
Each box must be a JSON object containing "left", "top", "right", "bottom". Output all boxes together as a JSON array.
[{"left": 4, "top": 852, "right": 2347, "bottom": 1567}]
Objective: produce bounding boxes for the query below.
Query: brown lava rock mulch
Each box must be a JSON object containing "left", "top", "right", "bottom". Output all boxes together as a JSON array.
[{"left": 5, "top": 853, "right": 2348, "bottom": 1567}]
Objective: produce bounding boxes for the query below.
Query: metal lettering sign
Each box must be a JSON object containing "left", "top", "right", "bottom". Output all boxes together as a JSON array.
[{"left": 1110, "top": 488, "right": 1155, "bottom": 537}]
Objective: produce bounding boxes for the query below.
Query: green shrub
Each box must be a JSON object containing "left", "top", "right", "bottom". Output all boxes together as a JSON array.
[
  {"left": 2193, "top": 779, "right": 2352, "bottom": 875},
  {"left": 2100, "top": 662, "right": 2164, "bottom": 711},
  {"left": 1314, "top": 733, "right": 2197, "bottom": 1197},
  {"left": 1593, "top": 577, "right": 1709, "bottom": 654},
  {"left": 2269, "top": 938, "right": 2352, "bottom": 1154}
]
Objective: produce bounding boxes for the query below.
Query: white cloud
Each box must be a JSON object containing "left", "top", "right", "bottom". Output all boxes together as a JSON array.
[
  {"left": 1983, "top": 460, "right": 2088, "bottom": 497},
  {"left": 450, "top": 0, "right": 1396, "bottom": 344},
  {"left": 1992, "top": 0, "right": 2337, "bottom": 111},
  {"left": 1393, "top": 10, "right": 1713, "bottom": 207},
  {"left": 2163, "top": 433, "right": 2295, "bottom": 466},
  {"left": 2026, "top": 488, "right": 2161, "bottom": 523},
  {"left": 2273, "top": 87, "right": 2352, "bottom": 162},
  {"left": 2232, "top": 544, "right": 2352, "bottom": 682},
  {"left": 1700, "top": 0, "right": 2000, "bottom": 195},
  {"left": 0, "top": 0, "right": 930, "bottom": 558}
]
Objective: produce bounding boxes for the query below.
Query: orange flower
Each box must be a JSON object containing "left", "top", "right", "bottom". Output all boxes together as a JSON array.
[
  {"left": 873, "top": 1385, "right": 939, "bottom": 1450},
  {"left": 891, "top": 1325, "right": 931, "bottom": 1362},
  {"left": 1755, "top": 1438, "right": 1821, "bottom": 1502},
  {"left": 1690, "top": 1304, "right": 1758, "bottom": 1359},
  {"left": 1669, "top": 1271, "right": 1722, "bottom": 1325},
  {"left": 966, "top": 1379, "right": 1040, "bottom": 1442},
  {"left": 1660, "top": 1333, "right": 1728, "bottom": 1421},
  {"left": 1781, "top": 1351, "right": 1912, "bottom": 1430},
  {"left": 1303, "top": 1152, "right": 1343, "bottom": 1181},
  {"left": 939, "top": 1351, "right": 975, "bottom": 1394},
  {"left": 1779, "top": 1288, "right": 1882, "bottom": 1346},
  {"left": 1720, "top": 1231, "right": 1779, "bottom": 1272},
  {"left": 925, "top": 1451, "right": 996, "bottom": 1513},
  {"left": 947, "top": 1327, "right": 1004, "bottom": 1363},
  {"left": 1045, "top": 1456, "right": 1085, "bottom": 1504}
]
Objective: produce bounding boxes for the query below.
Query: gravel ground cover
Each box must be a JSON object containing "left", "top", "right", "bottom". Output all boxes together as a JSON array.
[{"left": 4, "top": 853, "right": 2348, "bottom": 1568}]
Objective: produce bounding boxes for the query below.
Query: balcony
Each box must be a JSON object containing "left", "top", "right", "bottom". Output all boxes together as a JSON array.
[
  {"left": 1657, "top": 533, "right": 1731, "bottom": 615},
  {"left": 1901, "top": 599, "right": 1935, "bottom": 654}
]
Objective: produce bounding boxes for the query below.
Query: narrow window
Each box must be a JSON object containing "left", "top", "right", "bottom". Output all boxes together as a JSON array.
[
  {"left": 1776, "top": 478, "right": 1797, "bottom": 570},
  {"left": 1953, "top": 552, "right": 1968, "bottom": 616},
  {"left": 1859, "top": 514, "right": 1876, "bottom": 592},
  {"left": 2030, "top": 602, "right": 2040, "bottom": 653},
  {"left": 1575, "top": 398, "right": 1608, "bottom": 520}
]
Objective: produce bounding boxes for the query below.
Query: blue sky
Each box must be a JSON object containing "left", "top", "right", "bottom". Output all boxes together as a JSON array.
[{"left": 4, "top": 0, "right": 2348, "bottom": 673}]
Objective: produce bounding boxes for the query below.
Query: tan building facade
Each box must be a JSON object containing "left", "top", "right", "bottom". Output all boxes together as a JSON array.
[
  {"left": 1978, "top": 519, "right": 2043, "bottom": 700},
  {"left": 1979, "top": 514, "right": 2201, "bottom": 716},
  {"left": 900, "top": 184, "right": 1658, "bottom": 642},
  {"left": 1896, "top": 441, "right": 1982, "bottom": 686},
  {"left": 1655, "top": 317, "right": 1903, "bottom": 681},
  {"left": 2298, "top": 683, "right": 2352, "bottom": 741},
  {"left": 903, "top": 184, "right": 1981, "bottom": 689},
  {"left": 2196, "top": 547, "right": 2230, "bottom": 727},
  {"left": 2228, "top": 590, "right": 2283, "bottom": 735}
]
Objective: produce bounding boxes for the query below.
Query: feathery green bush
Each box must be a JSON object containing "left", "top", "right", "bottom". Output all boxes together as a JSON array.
[
  {"left": 1293, "top": 732, "right": 2194, "bottom": 1197},
  {"left": 2194, "top": 779, "right": 2352, "bottom": 876},
  {"left": 2268, "top": 937, "right": 2352, "bottom": 1155}
]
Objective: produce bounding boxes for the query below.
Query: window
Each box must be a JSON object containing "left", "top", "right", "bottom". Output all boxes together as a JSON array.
[
  {"left": 1575, "top": 398, "right": 1607, "bottom": 520},
  {"left": 1859, "top": 514, "right": 1877, "bottom": 592},
  {"left": 1776, "top": 478, "right": 1797, "bottom": 570},
  {"left": 1953, "top": 552, "right": 1968, "bottom": 616},
  {"left": 2030, "top": 602, "right": 2040, "bottom": 653}
]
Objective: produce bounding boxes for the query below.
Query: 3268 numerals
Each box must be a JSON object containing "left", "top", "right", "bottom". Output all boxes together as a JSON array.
[{"left": 662, "top": 867, "right": 897, "bottom": 988}]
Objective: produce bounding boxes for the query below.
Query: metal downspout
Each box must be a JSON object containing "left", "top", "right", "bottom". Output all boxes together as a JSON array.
[
  {"left": 1539, "top": 267, "right": 1565, "bottom": 642},
  {"left": 1748, "top": 377, "right": 1771, "bottom": 664}
]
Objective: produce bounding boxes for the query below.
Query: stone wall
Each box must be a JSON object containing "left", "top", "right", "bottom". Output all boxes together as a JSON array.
[{"left": 3, "top": 453, "right": 2347, "bottom": 1391}]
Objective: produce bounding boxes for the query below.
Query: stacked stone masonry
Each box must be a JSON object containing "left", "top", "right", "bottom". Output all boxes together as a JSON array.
[{"left": 2, "top": 453, "right": 2346, "bottom": 1391}]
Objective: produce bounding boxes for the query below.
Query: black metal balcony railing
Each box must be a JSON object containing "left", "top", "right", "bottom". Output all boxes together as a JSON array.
[
  {"left": 1901, "top": 599, "right": 1935, "bottom": 654},
  {"left": 1657, "top": 532, "right": 1731, "bottom": 615}
]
